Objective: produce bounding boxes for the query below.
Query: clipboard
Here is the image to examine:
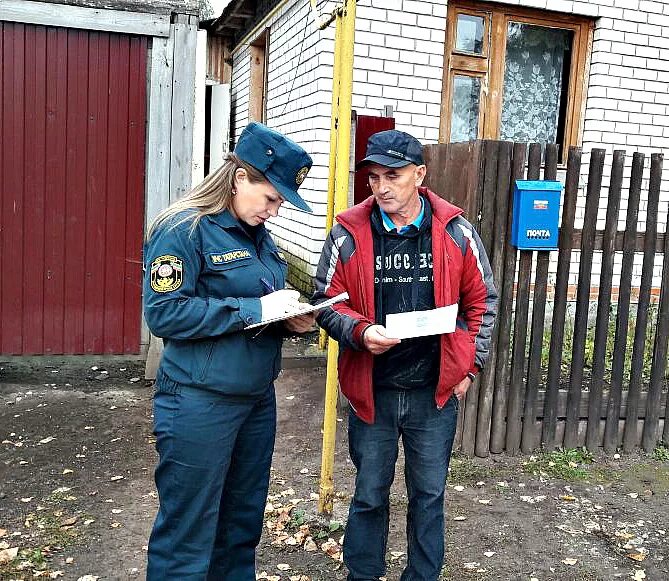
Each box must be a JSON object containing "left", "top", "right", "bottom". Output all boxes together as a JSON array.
[{"left": 246, "top": 292, "right": 349, "bottom": 329}]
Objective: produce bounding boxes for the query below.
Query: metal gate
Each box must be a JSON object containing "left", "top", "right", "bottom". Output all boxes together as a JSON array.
[{"left": 0, "top": 22, "right": 147, "bottom": 354}]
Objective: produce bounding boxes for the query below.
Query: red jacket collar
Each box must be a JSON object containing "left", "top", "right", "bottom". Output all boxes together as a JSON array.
[{"left": 336, "top": 188, "right": 463, "bottom": 231}]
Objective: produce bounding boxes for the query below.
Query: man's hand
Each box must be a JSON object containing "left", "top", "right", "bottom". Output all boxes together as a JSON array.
[
  {"left": 362, "top": 324, "right": 400, "bottom": 355},
  {"left": 283, "top": 311, "right": 316, "bottom": 334},
  {"left": 453, "top": 375, "right": 473, "bottom": 402}
]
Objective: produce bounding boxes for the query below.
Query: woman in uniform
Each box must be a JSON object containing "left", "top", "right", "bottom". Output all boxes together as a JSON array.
[{"left": 143, "top": 122, "right": 315, "bottom": 580}]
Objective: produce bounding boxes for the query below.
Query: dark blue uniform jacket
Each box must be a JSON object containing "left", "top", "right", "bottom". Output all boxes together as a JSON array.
[{"left": 143, "top": 210, "right": 288, "bottom": 397}]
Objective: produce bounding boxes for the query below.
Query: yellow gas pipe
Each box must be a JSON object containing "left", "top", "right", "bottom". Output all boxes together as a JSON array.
[{"left": 317, "top": 0, "right": 356, "bottom": 515}]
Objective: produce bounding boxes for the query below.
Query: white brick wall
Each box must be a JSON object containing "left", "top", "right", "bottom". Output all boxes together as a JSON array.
[
  {"left": 230, "top": 0, "right": 669, "bottom": 290},
  {"left": 231, "top": 0, "right": 335, "bottom": 285}
]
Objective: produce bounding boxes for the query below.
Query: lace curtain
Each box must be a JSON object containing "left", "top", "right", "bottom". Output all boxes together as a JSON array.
[
  {"left": 451, "top": 75, "right": 481, "bottom": 143},
  {"left": 500, "top": 22, "right": 572, "bottom": 145}
]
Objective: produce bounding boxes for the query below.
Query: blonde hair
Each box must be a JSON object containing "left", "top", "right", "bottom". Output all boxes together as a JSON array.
[{"left": 146, "top": 153, "right": 267, "bottom": 239}]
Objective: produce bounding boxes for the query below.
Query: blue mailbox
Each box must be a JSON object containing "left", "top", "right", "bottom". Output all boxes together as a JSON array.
[{"left": 511, "top": 180, "right": 562, "bottom": 250}]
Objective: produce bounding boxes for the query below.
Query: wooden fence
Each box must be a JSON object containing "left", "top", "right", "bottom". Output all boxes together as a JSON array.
[{"left": 423, "top": 141, "right": 668, "bottom": 456}]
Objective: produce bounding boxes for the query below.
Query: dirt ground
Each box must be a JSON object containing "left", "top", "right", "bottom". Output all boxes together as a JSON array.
[{"left": 1, "top": 352, "right": 668, "bottom": 581}]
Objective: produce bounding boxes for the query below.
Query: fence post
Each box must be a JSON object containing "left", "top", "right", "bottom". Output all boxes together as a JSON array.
[
  {"left": 585, "top": 150, "right": 625, "bottom": 451},
  {"left": 623, "top": 153, "right": 663, "bottom": 452},
  {"left": 642, "top": 159, "right": 668, "bottom": 451},
  {"left": 490, "top": 142, "right": 526, "bottom": 453},
  {"left": 476, "top": 141, "right": 513, "bottom": 457},
  {"left": 604, "top": 152, "right": 645, "bottom": 453},
  {"left": 564, "top": 149, "right": 605, "bottom": 449},
  {"left": 461, "top": 141, "right": 499, "bottom": 456},
  {"left": 542, "top": 147, "right": 581, "bottom": 449},
  {"left": 521, "top": 143, "right": 558, "bottom": 453},
  {"left": 506, "top": 143, "right": 542, "bottom": 453}
]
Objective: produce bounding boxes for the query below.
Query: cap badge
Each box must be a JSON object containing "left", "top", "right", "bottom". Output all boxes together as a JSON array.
[{"left": 295, "top": 166, "right": 309, "bottom": 185}]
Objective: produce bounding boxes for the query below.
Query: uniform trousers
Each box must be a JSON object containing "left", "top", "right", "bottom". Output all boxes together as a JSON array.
[{"left": 147, "top": 381, "right": 276, "bottom": 580}]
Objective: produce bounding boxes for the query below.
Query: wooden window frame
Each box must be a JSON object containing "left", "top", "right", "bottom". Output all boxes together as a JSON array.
[
  {"left": 440, "top": 0, "right": 593, "bottom": 164},
  {"left": 249, "top": 28, "right": 270, "bottom": 123}
]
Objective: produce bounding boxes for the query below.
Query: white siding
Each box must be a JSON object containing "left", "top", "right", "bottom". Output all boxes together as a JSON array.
[
  {"left": 229, "top": 0, "right": 669, "bottom": 290},
  {"left": 231, "top": 0, "right": 333, "bottom": 288}
]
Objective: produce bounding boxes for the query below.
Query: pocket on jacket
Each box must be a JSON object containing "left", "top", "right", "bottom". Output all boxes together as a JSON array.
[{"left": 442, "top": 327, "right": 475, "bottom": 383}]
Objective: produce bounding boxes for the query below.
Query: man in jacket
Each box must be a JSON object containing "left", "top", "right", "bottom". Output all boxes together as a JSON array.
[{"left": 313, "top": 129, "right": 497, "bottom": 581}]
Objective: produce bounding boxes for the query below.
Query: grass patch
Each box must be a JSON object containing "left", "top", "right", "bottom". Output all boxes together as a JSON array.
[
  {"left": 523, "top": 448, "right": 594, "bottom": 481},
  {"left": 653, "top": 445, "right": 669, "bottom": 463},
  {"left": 448, "top": 454, "right": 494, "bottom": 484}
]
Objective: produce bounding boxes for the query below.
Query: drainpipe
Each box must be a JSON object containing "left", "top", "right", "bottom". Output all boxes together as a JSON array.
[{"left": 318, "top": 0, "right": 356, "bottom": 516}]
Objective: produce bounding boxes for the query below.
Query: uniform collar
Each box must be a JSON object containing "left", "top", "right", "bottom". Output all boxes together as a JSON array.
[{"left": 379, "top": 196, "right": 425, "bottom": 234}]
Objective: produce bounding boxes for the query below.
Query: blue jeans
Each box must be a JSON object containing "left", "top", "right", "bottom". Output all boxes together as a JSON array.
[
  {"left": 344, "top": 389, "right": 458, "bottom": 581},
  {"left": 147, "top": 383, "right": 276, "bottom": 581}
]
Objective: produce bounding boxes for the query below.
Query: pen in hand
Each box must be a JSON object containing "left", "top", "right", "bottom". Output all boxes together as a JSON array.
[{"left": 260, "top": 277, "right": 275, "bottom": 295}]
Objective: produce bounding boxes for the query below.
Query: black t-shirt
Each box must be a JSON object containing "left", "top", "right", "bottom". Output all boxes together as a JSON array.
[{"left": 371, "top": 200, "right": 440, "bottom": 390}]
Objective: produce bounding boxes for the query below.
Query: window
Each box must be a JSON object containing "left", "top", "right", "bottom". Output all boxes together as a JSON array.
[
  {"left": 249, "top": 29, "right": 269, "bottom": 123},
  {"left": 440, "top": 1, "right": 592, "bottom": 162}
]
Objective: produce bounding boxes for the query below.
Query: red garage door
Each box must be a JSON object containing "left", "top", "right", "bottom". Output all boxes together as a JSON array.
[{"left": 0, "top": 22, "right": 147, "bottom": 354}]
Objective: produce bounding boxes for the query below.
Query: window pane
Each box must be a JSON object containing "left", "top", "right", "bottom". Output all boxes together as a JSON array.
[
  {"left": 451, "top": 75, "right": 481, "bottom": 143},
  {"left": 456, "top": 14, "right": 485, "bottom": 54},
  {"left": 500, "top": 22, "right": 573, "bottom": 145}
]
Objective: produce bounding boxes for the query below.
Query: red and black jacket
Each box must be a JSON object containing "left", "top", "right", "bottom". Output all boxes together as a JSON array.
[{"left": 313, "top": 188, "right": 498, "bottom": 424}]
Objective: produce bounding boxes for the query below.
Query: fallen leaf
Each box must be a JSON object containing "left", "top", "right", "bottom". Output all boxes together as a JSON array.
[
  {"left": 20, "top": 497, "right": 33, "bottom": 503},
  {"left": 62, "top": 469, "right": 74, "bottom": 475},
  {"left": 49, "top": 572, "right": 64, "bottom": 578},
  {"left": 277, "top": 563, "right": 291, "bottom": 571},
  {"left": 556, "top": 524, "right": 582, "bottom": 536},
  {"left": 0, "top": 529, "right": 6, "bottom": 538},
  {"left": 111, "top": 509, "right": 123, "bottom": 514},
  {"left": 304, "top": 538, "right": 317, "bottom": 551},
  {"left": 300, "top": 468, "right": 309, "bottom": 474},
  {"left": 110, "top": 476, "right": 124, "bottom": 482},
  {"left": 628, "top": 493, "right": 639, "bottom": 499},
  {"left": 453, "top": 485, "right": 465, "bottom": 492},
  {"left": 632, "top": 571, "right": 646, "bottom": 580},
  {"left": 0, "top": 547, "right": 19, "bottom": 564},
  {"left": 110, "top": 522, "right": 122, "bottom": 528},
  {"left": 560, "top": 495, "right": 577, "bottom": 502},
  {"left": 38, "top": 436, "right": 56, "bottom": 445},
  {"left": 484, "top": 551, "right": 496, "bottom": 557},
  {"left": 478, "top": 499, "right": 491, "bottom": 505},
  {"left": 627, "top": 552, "right": 647, "bottom": 562},
  {"left": 463, "top": 562, "right": 480, "bottom": 569},
  {"left": 66, "top": 557, "right": 74, "bottom": 564},
  {"left": 453, "top": 516, "right": 467, "bottom": 521},
  {"left": 60, "top": 516, "right": 78, "bottom": 527},
  {"left": 562, "top": 558, "right": 578, "bottom": 565},
  {"left": 52, "top": 487, "right": 71, "bottom": 494}
]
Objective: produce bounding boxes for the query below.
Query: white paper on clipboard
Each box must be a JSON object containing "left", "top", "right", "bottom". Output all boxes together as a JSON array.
[
  {"left": 246, "top": 292, "right": 349, "bottom": 329},
  {"left": 384, "top": 304, "right": 458, "bottom": 339}
]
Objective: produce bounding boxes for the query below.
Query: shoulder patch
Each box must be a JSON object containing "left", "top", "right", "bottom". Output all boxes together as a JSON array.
[
  {"left": 209, "top": 248, "right": 252, "bottom": 265},
  {"left": 150, "top": 255, "right": 183, "bottom": 293}
]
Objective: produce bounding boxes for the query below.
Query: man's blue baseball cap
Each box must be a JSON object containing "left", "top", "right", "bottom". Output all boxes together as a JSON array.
[
  {"left": 234, "top": 122, "right": 313, "bottom": 212},
  {"left": 356, "top": 129, "right": 424, "bottom": 170}
]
